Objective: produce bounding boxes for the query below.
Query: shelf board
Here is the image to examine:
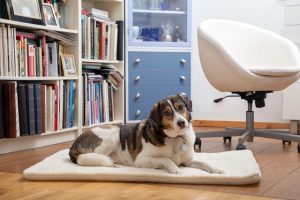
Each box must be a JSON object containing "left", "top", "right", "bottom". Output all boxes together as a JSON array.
[
  {"left": 0, "top": 76, "right": 79, "bottom": 81},
  {"left": 0, "top": 127, "right": 78, "bottom": 142},
  {"left": 83, "top": 120, "right": 123, "bottom": 129},
  {"left": 0, "top": 18, "right": 78, "bottom": 34},
  {"left": 84, "top": 0, "right": 123, "bottom": 2},
  {"left": 82, "top": 58, "right": 121, "bottom": 64},
  {"left": 133, "top": 9, "right": 186, "bottom": 15}
]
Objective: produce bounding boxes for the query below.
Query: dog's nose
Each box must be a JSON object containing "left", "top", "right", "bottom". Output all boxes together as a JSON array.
[{"left": 177, "top": 120, "right": 185, "bottom": 128}]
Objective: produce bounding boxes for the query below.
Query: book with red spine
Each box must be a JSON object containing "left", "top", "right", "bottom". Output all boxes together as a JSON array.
[{"left": 27, "top": 44, "right": 35, "bottom": 77}]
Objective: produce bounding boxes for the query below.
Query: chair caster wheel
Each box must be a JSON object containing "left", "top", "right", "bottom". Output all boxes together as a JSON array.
[
  {"left": 194, "top": 138, "right": 202, "bottom": 150},
  {"left": 236, "top": 144, "right": 246, "bottom": 150},
  {"left": 298, "top": 143, "right": 300, "bottom": 153},
  {"left": 223, "top": 136, "right": 232, "bottom": 143},
  {"left": 282, "top": 140, "right": 291, "bottom": 145}
]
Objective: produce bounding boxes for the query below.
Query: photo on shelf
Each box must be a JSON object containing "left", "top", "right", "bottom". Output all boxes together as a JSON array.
[
  {"left": 61, "top": 54, "right": 77, "bottom": 76},
  {"left": 42, "top": 3, "right": 59, "bottom": 27},
  {"left": 5, "top": 0, "right": 45, "bottom": 25}
]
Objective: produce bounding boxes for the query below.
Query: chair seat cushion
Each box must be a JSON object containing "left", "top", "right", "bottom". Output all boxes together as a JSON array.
[{"left": 248, "top": 66, "right": 300, "bottom": 76}]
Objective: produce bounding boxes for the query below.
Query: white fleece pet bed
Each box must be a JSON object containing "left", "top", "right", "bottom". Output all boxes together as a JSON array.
[{"left": 23, "top": 149, "right": 261, "bottom": 185}]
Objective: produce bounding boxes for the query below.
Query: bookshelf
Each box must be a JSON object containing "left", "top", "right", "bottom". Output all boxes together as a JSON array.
[{"left": 0, "top": 0, "right": 124, "bottom": 154}]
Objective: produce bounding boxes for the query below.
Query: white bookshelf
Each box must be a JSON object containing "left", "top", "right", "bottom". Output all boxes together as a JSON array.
[
  {"left": 0, "top": 18, "right": 78, "bottom": 34},
  {"left": 0, "top": 0, "right": 125, "bottom": 154},
  {"left": 82, "top": 58, "right": 121, "bottom": 64}
]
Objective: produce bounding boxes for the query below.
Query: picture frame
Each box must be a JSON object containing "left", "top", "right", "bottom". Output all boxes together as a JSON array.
[
  {"left": 42, "top": 3, "right": 59, "bottom": 27},
  {"left": 61, "top": 54, "right": 77, "bottom": 76},
  {"left": 5, "top": 0, "right": 45, "bottom": 25}
]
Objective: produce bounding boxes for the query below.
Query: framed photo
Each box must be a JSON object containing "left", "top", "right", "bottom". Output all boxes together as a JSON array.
[
  {"left": 61, "top": 54, "right": 77, "bottom": 76},
  {"left": 42, "top": 3, "right": 59, "bottom": 27},
  {"left": 6, "top": 0, "right": 45, "bottom": 25}
]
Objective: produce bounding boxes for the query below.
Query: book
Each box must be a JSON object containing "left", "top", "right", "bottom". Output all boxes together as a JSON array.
[
  {"left": 26, "top": 84, "right": 35, "bottom": 135},
  {"left": 0, "top": 84, "right": 4, "bottom": 138},
  {"left": 2, "top": 82, "right": 18, "bottom": 138},
  {"left": 47, "top": 42, "right": 59, "bottom": 76},
  {"left": 116, "top": 20, "right": 124, "bottom": 61},
  {"left": 34, "top": 84, "right": 42, "bottom": 134},
  {"left": 40, "top": 85, "right": 47, "bottom": 133},
  {"left": 18, "top": 84, "right": 29, "bottom": 136}
]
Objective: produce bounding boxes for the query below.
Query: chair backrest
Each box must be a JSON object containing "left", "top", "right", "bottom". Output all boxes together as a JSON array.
[{"left": 198, "top": 19, "right": 300, "bottom": 67}]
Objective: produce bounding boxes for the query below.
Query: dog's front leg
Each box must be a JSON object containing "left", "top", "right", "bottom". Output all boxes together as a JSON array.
[
  {"left": 183, "top": 160, "right": 225, "bottom": 174},
  {"left": 135, "top": 157, "right": 181, "bottom": 174}
]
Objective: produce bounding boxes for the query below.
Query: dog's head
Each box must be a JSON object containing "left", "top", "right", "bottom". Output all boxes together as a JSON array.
[{"left": 149, "top": 93, "right": 192, "bottom": 138}]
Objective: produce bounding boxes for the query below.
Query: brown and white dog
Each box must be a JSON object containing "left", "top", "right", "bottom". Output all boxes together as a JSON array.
[{"left": 69, "top": 94, "right": 224, "bottom": 174}]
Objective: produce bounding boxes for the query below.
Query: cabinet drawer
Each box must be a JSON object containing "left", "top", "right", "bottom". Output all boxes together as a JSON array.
[
  {"left": 128, "top": 52, "right": 190, "bottom": 69},
  {"left": 129, "top": 103, "right": 154, "bottom": 120},
  {"left": 128, "top": 69, "right": 190, "bottom": 86},
  {"left": 128, "top": 86, "right": 190, "bottom": 105}
]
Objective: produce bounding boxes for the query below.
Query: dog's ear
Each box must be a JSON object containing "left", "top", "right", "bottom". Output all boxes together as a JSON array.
[
  {"left": 177, "top": 93, "right": 192, "bottom": 112},
  {"left": 149, "top": 102, "right": 162, "bottom": 126}
]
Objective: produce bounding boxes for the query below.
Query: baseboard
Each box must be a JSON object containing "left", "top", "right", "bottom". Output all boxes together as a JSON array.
[{"left": 192, "top": 120, "right": 290, "bottom": 129}]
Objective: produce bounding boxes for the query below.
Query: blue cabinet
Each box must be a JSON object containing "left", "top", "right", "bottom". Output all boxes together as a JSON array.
[
  {"left": 126, "top": 0, "right": 192, "bottom": 121},
  {"left": 127, "top": 51, "right": 191, "bottom": 120}
]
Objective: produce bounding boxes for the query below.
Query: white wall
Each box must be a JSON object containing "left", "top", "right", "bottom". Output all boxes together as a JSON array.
[{"left": 191, "top": 0, "right": 288, "bottom": 122}]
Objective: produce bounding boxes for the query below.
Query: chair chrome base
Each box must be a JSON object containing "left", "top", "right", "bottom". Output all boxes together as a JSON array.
[{"left": 195, "top": 101, "right": 300, "bottom": 153}]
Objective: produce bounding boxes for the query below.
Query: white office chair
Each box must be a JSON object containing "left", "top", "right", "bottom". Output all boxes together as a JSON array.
[{"left": 197, "top": 19, "right": 300, "bottom": 152}]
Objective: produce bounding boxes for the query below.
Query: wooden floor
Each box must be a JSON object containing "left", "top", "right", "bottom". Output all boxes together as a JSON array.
[{"left": 0, "top": 127, "right": 300, "bottom": 200}]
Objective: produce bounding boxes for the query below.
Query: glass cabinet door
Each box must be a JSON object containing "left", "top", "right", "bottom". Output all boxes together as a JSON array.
[{"left": 128, "top": 0, "right": 191, "bottom": 47}]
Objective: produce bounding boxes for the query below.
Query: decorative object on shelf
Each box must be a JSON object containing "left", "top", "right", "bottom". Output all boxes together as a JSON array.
[
  {"left": 5, "top": 0, "right": 45, "bottom": 25},
  {"left": 161, "top": 0, "right": 170, "bottom": 10},
  {"left": 42, "top": 3, "right": 59, "bottom": 27},
  {"left": 160, "top": 21, "right": 174, "bottom": 42},
  {"left": 132, "top": 26, "right": 141, "bottom": 40},
  {"left": 61, "top": 54, "right": 77, "bottom": 76},
  {"left": 150, "top": 0, "right": 161, "bottom": 10}
]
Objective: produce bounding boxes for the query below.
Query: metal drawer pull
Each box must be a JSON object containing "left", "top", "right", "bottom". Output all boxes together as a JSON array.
[
  {"left": 181, "top": 92, "right": 186, "bottom": 96},
  {"left": 180, "top": 59, "right": 186, "bottom": 63},
  {"left": 135, "top": 58, "right": 141, "bottom": 63},
  {"left": 136, "top": 110, "right": 141, "bottom": 116},
  {"left": 135, "top": 93, "right": 141, "bottom": 98},
  {"left": 180, "top": 76, "right": 186, "bottom": 80},
  {"left": 135, "top": 75, "right": 141, "bottom": 81}
]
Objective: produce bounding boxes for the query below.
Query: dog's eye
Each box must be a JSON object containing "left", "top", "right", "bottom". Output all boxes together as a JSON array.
[
  {"left": 164, "top": 111, "right": 172, "bottom": 117},
  {"left": 178, "top": 104, "right": 184, "bottom": 110}
]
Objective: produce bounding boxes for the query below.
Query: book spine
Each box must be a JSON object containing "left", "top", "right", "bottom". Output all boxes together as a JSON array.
[
  {"left": 34, "top": 84, "right": 42, "bottom": 134},
  {"left": 17, "top": 84, "right": 29, "bottom": 136},
  {"left": 26, "top": 84, "right": 35, "bottom": 135},
  {"left": 28, "top": 44, "right": 34, "bottom": 77},
  {"left": 40, "top": 85, "right": 46, "bottom": 133}
]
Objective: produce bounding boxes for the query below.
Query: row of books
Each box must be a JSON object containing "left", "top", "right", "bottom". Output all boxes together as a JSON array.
[
  {"left": 82, "top": 68, "right": 124, "bottom": 126},
  {"left": 0, "top": 24, "right": 73, "bottom": 77},
  {"left": 0, "top": 81, "right": 76, "bottom": 139},
  {"left": 81, "top": 9, "right": 124, "bottom": 61}
]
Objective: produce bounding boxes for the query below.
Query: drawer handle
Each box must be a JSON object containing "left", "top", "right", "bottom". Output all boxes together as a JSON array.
[
  {"left": 135, "top": 75, "right": 141, "bottom": 81},
  {"left": 180, "top": 76, "right": 186, "bottom": 80},
  {"left": 136, "top": 110, "right": 141, "bottom": 116},
  {"left": 180, "top": 59, "right": 186, "bottom": 64},
  {"left": 135, "top": 93, "right": 141, "bottom": 98},
  {"left": 135, "top": 58, "right": 141, "bottom": 63}
]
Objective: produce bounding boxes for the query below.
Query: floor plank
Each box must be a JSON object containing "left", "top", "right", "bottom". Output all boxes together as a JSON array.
[
  {"left": 0, "top": 172, "right": 279, "bottom": 200},
  {"left": 0, "top": 127, "right": 299, "bottom": 199}
]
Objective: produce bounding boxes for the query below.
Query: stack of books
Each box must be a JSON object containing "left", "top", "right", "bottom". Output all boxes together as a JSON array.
[
  {"left": 0, "top": 81, "right": 76, "bottom": 139},
  {"left": 81, "top": 8, "right": 124, "bottom": 61},
  {"left": 0, "top": 25, "right": 73, "bottom": 77}
]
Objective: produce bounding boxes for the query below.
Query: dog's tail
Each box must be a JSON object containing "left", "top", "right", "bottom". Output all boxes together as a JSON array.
[{"left": 77, "top": 153, "right": 113, "bottom": 166}]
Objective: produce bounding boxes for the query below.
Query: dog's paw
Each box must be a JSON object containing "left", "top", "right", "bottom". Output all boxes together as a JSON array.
[
  {"left": 168, "top": 166, "right": 181, "bottom": 174},
  {"left": 209, "top": 167, "right": 225, "bottom": 174}
]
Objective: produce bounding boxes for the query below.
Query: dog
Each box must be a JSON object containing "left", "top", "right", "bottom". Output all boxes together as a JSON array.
[{"left": 69, "top": 93, "right": 224, "bottom": 174}]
